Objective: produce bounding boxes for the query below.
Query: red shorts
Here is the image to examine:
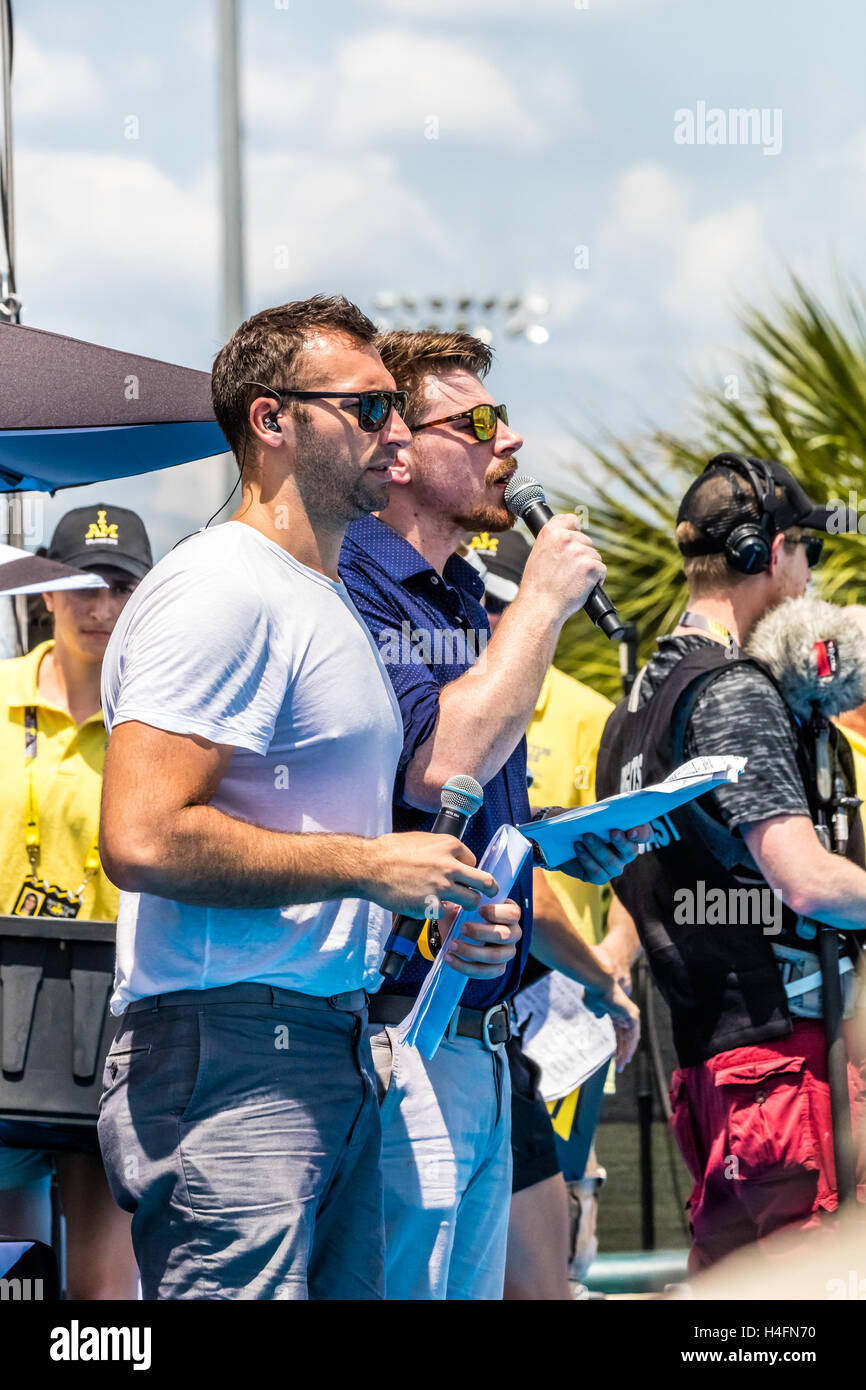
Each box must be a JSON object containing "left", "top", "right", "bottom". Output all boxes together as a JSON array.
[{"left": 669, "top": 1019, "right": 866, "bottom": 1271}]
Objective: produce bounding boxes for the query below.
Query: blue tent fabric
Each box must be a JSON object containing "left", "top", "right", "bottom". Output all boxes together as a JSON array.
[
  {"left": 0, "top": 321, "right": 228, "bottom": 492},
  {"left": 0, "top": 423, "right": 229, "bottom": 493}
]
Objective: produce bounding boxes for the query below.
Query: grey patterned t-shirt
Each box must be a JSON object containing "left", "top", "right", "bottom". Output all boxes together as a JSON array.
[{"left": 636, "top": 635, "right": 810, "bottom": 832}]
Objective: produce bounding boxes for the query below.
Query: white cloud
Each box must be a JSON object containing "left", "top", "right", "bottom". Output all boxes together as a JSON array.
[
  {"left": 664, "top": 202, "right": 763, "bottom": 322},
  {"left": 366, "top": 0, "right": 666, "bottom": 15},
  {"left": 245, "top": 28, "right": 570, "bottom": 150},
  {"left": 245, "top": 149, "right": 454, "bottom": 297},
  {"left": 329, "top": 29, "right": 548, "bottom": 147},
  {"left": 15, "top": 150, "right": 216, "bottom": 300},
  {"left": 597, "top": 161, "right": 766, "bottom": 327},
  {"left": 12, "top": 27, "right": 108, "bottom": 121},
  {"left": 14, "top": 142, "right": 452, "bottom": 335}
]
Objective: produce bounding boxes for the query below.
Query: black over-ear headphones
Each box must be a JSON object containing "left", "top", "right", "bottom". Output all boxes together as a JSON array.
[{"left": 709, "top": 452, "right": 779, "bottom": 575}]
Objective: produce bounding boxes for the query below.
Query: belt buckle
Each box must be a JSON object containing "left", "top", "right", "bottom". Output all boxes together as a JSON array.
[{"left": 481, "top": 1004, "right": 508, "bottom": 1051}]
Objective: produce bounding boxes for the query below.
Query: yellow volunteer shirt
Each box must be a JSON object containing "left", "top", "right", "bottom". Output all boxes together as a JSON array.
[
  {"left": 0, "top": 641, "right": 118, "bottom": 921},
  {"left": 836, "top": 721, "right": 866, "bottom": 840},
  {"left": 527, "top": 666, "right": 614, "bottom": 945}
]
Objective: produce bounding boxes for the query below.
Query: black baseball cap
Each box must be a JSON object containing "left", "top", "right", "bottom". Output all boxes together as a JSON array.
[
  {"left": 676, "top": 454, "right": 833, "bottom": 557},
  {"left": 465, "top": 528, "right": 531, "bottom": 605},
  {"left": 47, "top": 504, "right": 153, "bottom": 580}
]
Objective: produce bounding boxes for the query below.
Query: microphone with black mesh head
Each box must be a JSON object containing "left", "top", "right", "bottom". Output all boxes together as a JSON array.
[
  {"left": 379, "top": 775, "right": 484, "bottom": 980},
  {"left": 504, "top": 474, "right": 625, "bottom": 640}
]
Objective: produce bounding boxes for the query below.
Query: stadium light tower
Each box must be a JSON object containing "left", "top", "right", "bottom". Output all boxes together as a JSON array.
[{"left": 371, "top": 292, "right": 551, "bottom": 346}]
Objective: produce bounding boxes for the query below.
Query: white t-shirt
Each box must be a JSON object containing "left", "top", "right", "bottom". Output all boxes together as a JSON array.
[{"left": 101, "top": 521, "right": 403, "bottom": 1012}]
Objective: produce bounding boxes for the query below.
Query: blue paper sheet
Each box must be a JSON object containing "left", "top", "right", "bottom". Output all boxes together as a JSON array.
[
  {"left": 518, "top": 756, "right": 747, "bottom": 870},
  {"left": 398, "top": 825, "right": 533, "bottom": 1059}
]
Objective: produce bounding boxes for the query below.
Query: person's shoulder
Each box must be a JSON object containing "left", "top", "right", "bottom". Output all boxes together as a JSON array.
[
  {"left": 689, "top": 657, "right": 791, "bottom": 728},
  {"left": 701, "top": 656, "right": 782, "bottom": 698},
  {"left": 138, "top": 524, "right": 269, "bottom": 595},
  {"left": 0, "top": 643, "right": 43, "bottom": 704}
]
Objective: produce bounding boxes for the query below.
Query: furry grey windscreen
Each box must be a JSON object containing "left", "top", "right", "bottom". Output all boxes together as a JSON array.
[{"left": 746, "top": 596, "right": 866, "bottom": 720}]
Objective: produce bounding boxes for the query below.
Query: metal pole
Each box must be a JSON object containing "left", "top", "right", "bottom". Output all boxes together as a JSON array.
[
  {"left": 218, "top": 0, "right": 246, "bottom": 507},
  {"left": 818, "top": 926, "right": 857, "bottom": 1205},
  {"left": 0, "top": 0, "right": 17, "bottom": 314},
  {"left": 218, "top": 0, "right": 246, "bottom": 339},
  {"left": 0, "top": 0, "right": 25, "bottom": 655}
]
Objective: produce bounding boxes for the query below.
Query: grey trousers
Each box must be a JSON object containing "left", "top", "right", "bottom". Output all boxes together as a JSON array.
[{"left": 97, "top": 983, "right": 384, "bottom": 1300}]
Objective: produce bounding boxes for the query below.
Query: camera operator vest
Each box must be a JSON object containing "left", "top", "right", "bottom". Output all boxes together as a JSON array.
[{"left": 597, "top": 642, "right": 863, "bottom": 1066}]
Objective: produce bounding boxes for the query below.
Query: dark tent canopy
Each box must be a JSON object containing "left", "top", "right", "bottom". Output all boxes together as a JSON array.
[{"left": 0, "top": 321, "right": 227, "bottom": 492}]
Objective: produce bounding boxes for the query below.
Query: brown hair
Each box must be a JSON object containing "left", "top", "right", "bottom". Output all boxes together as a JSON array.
[
  {"left": 375, "top": 330, "right": 493, "bottom": 426},
  {"left": 211, "top": 294, "right": 378, "bottom": 460}
]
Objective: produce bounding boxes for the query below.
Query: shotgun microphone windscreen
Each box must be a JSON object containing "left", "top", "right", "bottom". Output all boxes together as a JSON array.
[{"left": 745, "top": 595, "right": 866, "bottom": 721}]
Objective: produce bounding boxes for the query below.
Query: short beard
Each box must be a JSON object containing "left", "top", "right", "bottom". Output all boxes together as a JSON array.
[
  {"left": 292, "top": 414, "right": 384, "bottom": 524},
  {"left": 453, "top": 503, "right": 516, "bottom": 534}
]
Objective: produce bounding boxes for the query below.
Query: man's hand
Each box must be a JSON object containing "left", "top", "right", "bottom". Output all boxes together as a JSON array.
[
  {"left": 560, "top": 825, "right": 652, "bottom": 885},
  {"left": 585, "top": 977, "right": 641, "bottom": 1071},
  {"left": 364, "top": 832, "right": 499, "bottom": 919},
  {"left": 518, "top": 513, "right": 607, "bottom": 624},
  {"left": 441, "top": 898, "right": 522, "bottom": 980}
]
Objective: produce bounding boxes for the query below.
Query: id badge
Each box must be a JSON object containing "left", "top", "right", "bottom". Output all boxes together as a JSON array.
[{"left": 12, "top": 877, "right": 82, "bottom": 919}]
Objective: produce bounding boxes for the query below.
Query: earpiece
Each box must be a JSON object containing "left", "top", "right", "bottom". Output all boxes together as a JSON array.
[{"left": 264, "top": 415, "right": 280, "bottom": 433}]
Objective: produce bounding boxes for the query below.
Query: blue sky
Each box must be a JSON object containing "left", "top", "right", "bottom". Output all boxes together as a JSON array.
[{"left": 8, "top": 0, "right": 866, "bottom": 556}]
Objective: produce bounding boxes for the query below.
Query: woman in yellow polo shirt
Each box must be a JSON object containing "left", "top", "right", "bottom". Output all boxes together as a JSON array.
[{"left": 0, "top": 503, "right": 151, "bottom": 1300}]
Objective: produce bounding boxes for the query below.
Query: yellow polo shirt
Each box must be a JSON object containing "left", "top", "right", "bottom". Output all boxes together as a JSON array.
[
  {"left": 527, "top": 666, "right": 614, "bottom": 945},
  {"left": 0, "top": 641, "right": 117, "bottom": 921},
  {"left": 836, "top": 721, "right": 866, "bottom": 840}
]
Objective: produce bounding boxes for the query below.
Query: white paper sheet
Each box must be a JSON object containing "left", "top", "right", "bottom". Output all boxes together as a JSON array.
[{"left": 513, "top": 972, "right": 616, "bottom": 1101}]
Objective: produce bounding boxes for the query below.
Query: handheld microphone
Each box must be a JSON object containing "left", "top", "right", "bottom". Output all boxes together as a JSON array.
[
  {"left": 503, "top": 474, "right": 625, "bottom": 640},
  {"left": 379, "top": 774, "right": 484, "bottom": 981}
]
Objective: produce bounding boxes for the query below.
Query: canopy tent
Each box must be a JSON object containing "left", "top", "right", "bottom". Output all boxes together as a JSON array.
[
  {"left": 0, "top": 321, "right": 227, "bottom": 493},
  {"left": 0, "top": 542, "right": 108, "bottom": 596}
]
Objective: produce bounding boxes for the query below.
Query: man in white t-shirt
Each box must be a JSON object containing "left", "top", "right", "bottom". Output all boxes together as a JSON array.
[{"left": 96, "top": 295, "right": 521, "bottom": 1300}]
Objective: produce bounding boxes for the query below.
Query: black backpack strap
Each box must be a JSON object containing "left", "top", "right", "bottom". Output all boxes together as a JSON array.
[{"left": 668, "top": 661, "right": 768, "bottom": 875}]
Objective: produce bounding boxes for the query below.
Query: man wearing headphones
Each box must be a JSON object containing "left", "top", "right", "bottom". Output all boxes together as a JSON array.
[{"left": 597, "top": 453, "right": 866, "bottom": 1269}]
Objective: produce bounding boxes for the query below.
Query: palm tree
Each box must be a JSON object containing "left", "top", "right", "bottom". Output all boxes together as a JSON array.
[{"left": 553, "top": 275, "right": 866, "bottom": 702}]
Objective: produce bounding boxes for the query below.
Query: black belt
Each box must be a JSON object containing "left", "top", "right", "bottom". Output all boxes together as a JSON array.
[
  {"left": 125, "top": 983, "right": 368, "bottom": 1014},
  {"left": 368, "top": 993, "right": 511, "bottom": 1049}
]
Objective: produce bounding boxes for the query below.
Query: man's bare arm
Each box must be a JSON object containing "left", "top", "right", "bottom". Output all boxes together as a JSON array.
[
  {"left": 530, "top": 868, "right": 640, "bottom": 1069},
  {"left": 744, "top": 813, "right": 866, "bottom": 931},
  {"left": 403, "top": 515, "right": 605, "bottom": 810},
  {"left": 99, "top": 720, "right": 497, "bottom": 917},
  {"left": 595, "top": 891, "right": 643, "bottom": 994}
]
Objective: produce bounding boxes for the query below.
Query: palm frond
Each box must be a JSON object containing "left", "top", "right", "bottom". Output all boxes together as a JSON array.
[{"left": 554, "top": 274, "right": 866, "bottom": 702}]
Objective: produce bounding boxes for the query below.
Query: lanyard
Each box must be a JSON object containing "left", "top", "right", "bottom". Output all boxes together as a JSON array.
[
  {"left": 24, "top": 705, "right": 102, "bottom": 898},
  {"left": 679, "top": 609, "right": 740, "bottom": 658}
]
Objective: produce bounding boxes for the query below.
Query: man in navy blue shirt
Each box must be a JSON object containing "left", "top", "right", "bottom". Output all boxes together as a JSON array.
[{"left": 339, "top": 329, "right": 646, "bottom": 1299}]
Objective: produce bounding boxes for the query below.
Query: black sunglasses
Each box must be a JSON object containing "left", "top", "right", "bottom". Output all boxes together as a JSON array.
[
  {"left": 412, "top": 403, "right": 509, "bottom": 443},
  {"left": 787, "top": 533, "right": 824, "bottom": 568},
  {"left": 244, "top": 382, "right": 408, "bottom": 434}
]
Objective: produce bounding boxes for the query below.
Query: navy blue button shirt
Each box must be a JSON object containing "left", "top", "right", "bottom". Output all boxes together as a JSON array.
[{"left": 339, "top": 514, "right": 534, "bottom": 1007}]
